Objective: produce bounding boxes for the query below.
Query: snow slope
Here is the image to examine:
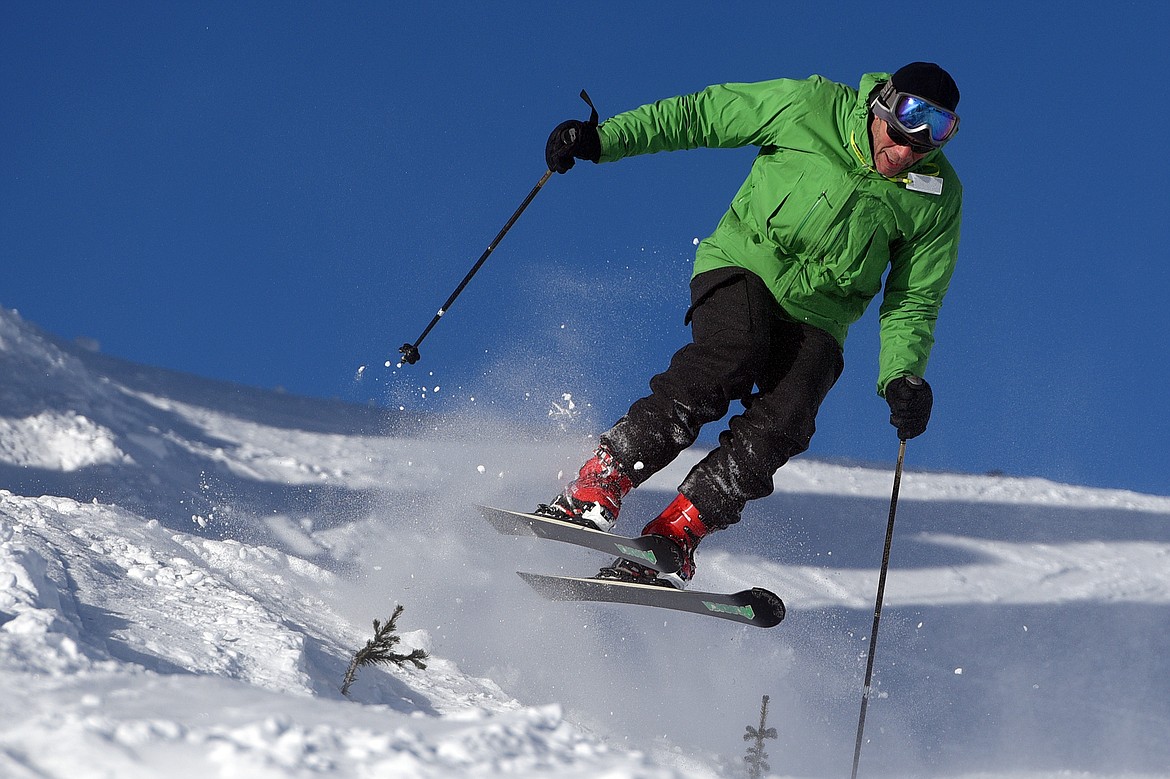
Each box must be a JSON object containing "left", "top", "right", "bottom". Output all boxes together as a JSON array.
[{"left": 1, "top": 304, "right": 1168, "bottom": 778}]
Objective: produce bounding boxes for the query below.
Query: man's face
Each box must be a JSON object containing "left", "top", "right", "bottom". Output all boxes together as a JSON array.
[{"left": 870, "top": 114, "right": 928, "bottom": 177}]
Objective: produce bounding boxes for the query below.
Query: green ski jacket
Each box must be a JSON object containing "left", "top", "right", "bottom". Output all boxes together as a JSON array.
[{"left": 597, "top": 72, "right": 963, "bottom": 395}]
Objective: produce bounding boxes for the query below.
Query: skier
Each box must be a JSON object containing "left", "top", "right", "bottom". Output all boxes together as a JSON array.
[{"left": 537, "top": 62, "right": 963, "bottom": 589}]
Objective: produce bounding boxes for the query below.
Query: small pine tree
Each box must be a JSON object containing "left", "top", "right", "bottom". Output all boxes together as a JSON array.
[
  {"left": 743, "top": 694, "right": 778, "bottom": 779},
  {"left": 341, "top": 604, "right": 429, "bottom": 697}
]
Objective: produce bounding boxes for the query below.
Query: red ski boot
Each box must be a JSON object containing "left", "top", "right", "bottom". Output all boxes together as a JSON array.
[
  {"left": 599, "top": 493, "right": 708, "bottom": 589},
  {"left": 536, "top": 446, "right": 634, "bottom": 532}
]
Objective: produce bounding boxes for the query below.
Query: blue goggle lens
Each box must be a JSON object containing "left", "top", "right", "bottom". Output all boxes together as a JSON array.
[{"left": 893, "top": 94, "right": 958, "bottom": 143}]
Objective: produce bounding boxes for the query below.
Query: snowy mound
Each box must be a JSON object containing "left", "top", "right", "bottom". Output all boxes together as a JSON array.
[
  {"left": 0, "top": 309, "right": 685, "bottom": 778},
  {"left": 2, "top": 304, "right": 1169, "bottom": 778}
]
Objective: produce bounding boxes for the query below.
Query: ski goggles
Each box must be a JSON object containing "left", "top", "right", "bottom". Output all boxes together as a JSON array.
[{"left": 871, "top": 81, "right": 960, "bottom": 152}]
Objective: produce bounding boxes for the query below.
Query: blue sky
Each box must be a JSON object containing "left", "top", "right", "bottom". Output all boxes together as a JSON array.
[{"left": 3, "top": 2, "right": 1168, "bottom": 497}]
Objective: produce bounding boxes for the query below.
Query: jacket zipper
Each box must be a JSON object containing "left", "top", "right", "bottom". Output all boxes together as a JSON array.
[{"left": 791, "top": 191, "right": 828, "bottom": 245}]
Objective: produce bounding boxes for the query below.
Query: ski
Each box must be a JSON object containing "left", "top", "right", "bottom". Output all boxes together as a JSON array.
[
  {"left": 516, "top": 571, "right": 786, "bottom": 628},
  {"left": 477, "top": 505, "right": 683, "bottom": 574}
]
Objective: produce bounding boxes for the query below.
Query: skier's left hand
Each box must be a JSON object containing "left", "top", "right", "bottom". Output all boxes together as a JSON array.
[{"left": 886, "top": 376, "right": 933, "bottom": 440}]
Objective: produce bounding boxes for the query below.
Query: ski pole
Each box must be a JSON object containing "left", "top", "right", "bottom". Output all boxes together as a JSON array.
[
  {"left": 398, "top": 90, "right": 599, "bottom": 366},
  {"left": 850, "top": 438, "right": 907, "bottom": 779},
  {"left": 397, "top": 168, "right": 553, "bottom": 365}
]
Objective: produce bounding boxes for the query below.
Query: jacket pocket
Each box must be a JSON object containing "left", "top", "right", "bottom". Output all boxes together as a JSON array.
[
  {"left": 817, "top": 196, "right": 893, "bottom": 296},
  {"left": 757, "top": 153, "right": 853, "bottom": 257}
]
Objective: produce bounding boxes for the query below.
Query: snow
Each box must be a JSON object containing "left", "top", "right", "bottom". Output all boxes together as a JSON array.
[
  {"left": 1, "top": 304, "right": 1168, "bottom": 778},
  {"left": 0, "top": 411, "right": 133, "bottom": 470}
]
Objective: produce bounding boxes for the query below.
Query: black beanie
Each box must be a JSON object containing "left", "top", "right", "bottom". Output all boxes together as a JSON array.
[{"left": 891, "top": 62, "right": 960, "bottom": 111}]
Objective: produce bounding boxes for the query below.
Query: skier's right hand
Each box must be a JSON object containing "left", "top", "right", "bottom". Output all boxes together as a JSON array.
[{"left": 545, "top": 120, "right": 600, "bottom": 173}]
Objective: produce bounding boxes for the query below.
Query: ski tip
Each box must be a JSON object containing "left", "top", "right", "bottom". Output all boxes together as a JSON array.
[
  {"left": 631, "top": 534, "right": 684, "bottom": 574},
  {"left": 749, "top": 587, "right": 786, "bottom": 627}
]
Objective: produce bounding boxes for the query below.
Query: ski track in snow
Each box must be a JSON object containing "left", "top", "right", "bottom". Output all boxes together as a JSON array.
[{"left": 2, "top": 305, "right": 1169, "bottom": 778}]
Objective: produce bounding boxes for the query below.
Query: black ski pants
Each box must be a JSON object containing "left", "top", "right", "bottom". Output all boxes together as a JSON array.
[{"left": 601, "top": 267, "right": 844, "bottom": 529}]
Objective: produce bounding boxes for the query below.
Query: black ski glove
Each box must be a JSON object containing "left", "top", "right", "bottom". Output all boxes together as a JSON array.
[
  {"left": 885, "top": 376, "right": 933, "bottom": 440},
  {"left": 545, "top": 120, "right": 600, "bottom": 173}
]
